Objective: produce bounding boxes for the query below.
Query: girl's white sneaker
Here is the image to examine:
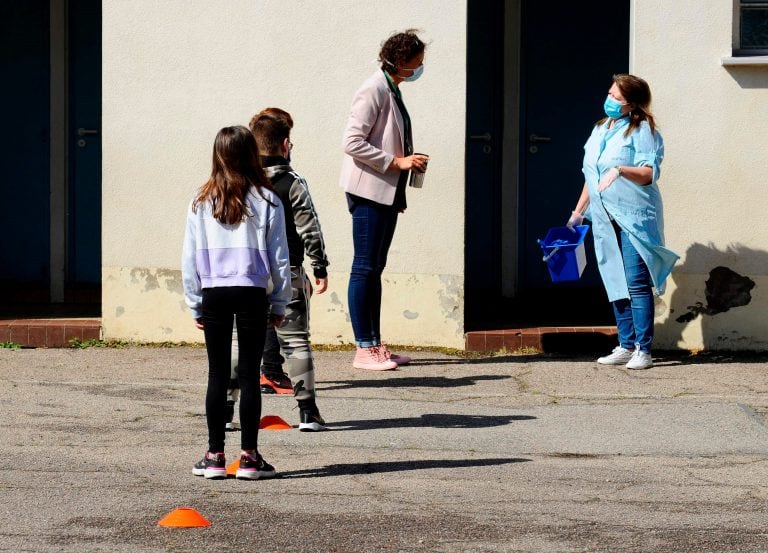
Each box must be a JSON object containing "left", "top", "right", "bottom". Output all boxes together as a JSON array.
[
  {"left": 626, "top": 350, "right": 653, "bottom": 370},
  {"left": 597, "top": 346, "right": 635, "bottom": 365}
]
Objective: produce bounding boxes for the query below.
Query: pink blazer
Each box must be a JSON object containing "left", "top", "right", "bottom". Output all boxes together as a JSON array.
[{"left": 338, "top": 70, "right": 405, "bottom": 206}]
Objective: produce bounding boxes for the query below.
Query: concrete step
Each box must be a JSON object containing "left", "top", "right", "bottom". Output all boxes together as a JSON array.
[
  {"left": 465, "top": 326, "right": 617, "bottom": 353},
  {"left": 0, "top": 318, "right": 101, "bottom": 348}
]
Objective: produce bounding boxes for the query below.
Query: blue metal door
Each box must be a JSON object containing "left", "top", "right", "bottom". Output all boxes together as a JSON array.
[
  {"left": 465, "top": 0, "right": 629, "bottom": 328},
  {"left": 0, "top": 0, "right": 101, "bottom": 311},
  {"left": 0, "top": 2, "right": 51, "bottom": 297},
  {"left": 519, "top": 0, "right": 630, "bottom": 294},
  {"left": 68, "top": 0, "right": 102, "bottom": 285},
  {"left": 465, "top": 0, "right": 505, "bottom": 327}
]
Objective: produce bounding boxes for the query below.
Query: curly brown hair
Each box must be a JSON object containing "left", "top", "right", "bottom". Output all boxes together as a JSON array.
[{"left": 378, "top": 29, "right": 426, "bottom": 74}]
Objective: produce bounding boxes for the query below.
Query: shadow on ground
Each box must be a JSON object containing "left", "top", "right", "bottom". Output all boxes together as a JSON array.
[
  {"left": 402, "top": 352, "right": 768, "bottom": 364},
  {"left": 321, "top": 413, "right": 537, "bottom": 431},
  {"left": 319, "top": 373, "right": 511, "bottom": 391},
  {"left": 279, "top": 457, "right": 531, "bottom": 479}
]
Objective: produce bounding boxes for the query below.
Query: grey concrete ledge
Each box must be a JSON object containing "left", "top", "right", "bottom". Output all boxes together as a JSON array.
[{"left": 721, "top": 55, "right": 768, "bottom": 66}]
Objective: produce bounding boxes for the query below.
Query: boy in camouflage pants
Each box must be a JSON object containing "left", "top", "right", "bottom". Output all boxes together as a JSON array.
[{"left": 227, "top": 107, "right": 330, "bottom": 432}]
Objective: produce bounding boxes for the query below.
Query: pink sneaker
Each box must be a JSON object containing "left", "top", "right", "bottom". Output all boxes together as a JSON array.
[
  {"left": 382, "top": 344, "right": 411, "bottom": 365},
  {"left": 353, "top": 346, "right": 398, "bottom": 371}
]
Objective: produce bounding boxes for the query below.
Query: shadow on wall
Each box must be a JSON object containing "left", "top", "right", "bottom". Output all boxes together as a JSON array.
[
  {"left": 723, "top": 66, "right": 768, "bottom": 89},
  {"left": 658, "top": 243, "right": 765, "bottom": 350}
]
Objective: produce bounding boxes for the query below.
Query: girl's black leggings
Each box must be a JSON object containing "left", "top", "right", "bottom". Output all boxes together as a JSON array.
[{"left": 201, "top": 286, "right": 267, "bottom": 452}]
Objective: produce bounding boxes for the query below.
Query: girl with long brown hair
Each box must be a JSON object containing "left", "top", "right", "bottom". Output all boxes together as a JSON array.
[{"left": 182, "top": 125, "right": 291, "bottom": 479}]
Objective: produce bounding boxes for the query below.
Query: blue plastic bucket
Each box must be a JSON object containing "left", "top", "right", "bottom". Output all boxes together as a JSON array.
[{"left": 537, "top": 225, "right": 589, "bottom": 282}]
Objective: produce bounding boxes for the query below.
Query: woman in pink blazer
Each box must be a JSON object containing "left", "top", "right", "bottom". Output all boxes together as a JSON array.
[{"left": 339, "top": 29, "right": 429, "bottom": 371}]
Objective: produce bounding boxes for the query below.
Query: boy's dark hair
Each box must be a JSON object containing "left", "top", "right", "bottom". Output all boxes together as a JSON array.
[
  {"left": 249, "top": 108, "right": 293, "bottom": 156},
  {"left": 379, "top": 29, "right": 426, "bottom": 74}
]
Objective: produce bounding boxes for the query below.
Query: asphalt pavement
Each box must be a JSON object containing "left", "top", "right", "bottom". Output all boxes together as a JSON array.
[{"left": 1, "top": 346, "right": 767, "bottom": 552}]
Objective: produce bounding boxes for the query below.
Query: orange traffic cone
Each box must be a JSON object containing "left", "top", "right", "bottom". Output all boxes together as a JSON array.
[
  {"left": 259, "top": 415, "right": 292, "bottom": 430},
  {"left": 226, "top": 459, "right": 239, "bottom": 476},
  {"left": 158, "top": 507, "right": 211, "bottom": 528}
]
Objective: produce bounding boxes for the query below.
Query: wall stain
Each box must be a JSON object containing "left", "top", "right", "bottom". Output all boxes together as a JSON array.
[
  {"left": 327, "top": 291, "right": 350, "bottom": 323},
  {"left": 130, "top": 268, "right": 159, "bottom": 292},
  {"left": 115, "top": 306, "right": 125, "bottom": 318},
  {"left": 437, "top": 275, "right": 463, "bottom": 336},
  {"left": 161, "top": 269, "right": 183, "bottom": 294},
  {"left": 129, "top": 268, "right": 184, "bottom": 294},
  {"left": 403, "top": 310, "right": 419, "bottom": 320},
  {"left": 676, "top": 266, "right": 756, "bottom": 323}
]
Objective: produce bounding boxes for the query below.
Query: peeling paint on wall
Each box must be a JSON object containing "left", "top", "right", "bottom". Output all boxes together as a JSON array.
[
  {"left": 129, "top": 268, "right": 184, "bottom": 295},
  {"left": 130, "top": 268, "right": 159, "bottom": 291},
  {"left": 327, "top": 291, "right": 350, "bottom": 323},
  {"left": 438, "top": 274, "right": 463, "bottom": 336},
  {"left": 105, "top": 267, "right": 467, "bottom": 347},
  {"left": 162, "top": 269, "right": 183, "bottom": 294},
  {"left": 676, "top": 266, "right": 756, "bottom": 323}
]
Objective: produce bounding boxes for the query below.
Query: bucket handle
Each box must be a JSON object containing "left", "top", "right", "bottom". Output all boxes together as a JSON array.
[
  {"left": 541, "top": 247, "right": 560, "bottom": 263},
  {"left": 537, "top": 238, "right": 561, "bottom": 262}
]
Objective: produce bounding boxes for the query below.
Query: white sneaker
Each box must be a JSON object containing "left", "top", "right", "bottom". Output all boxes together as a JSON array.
[
  {"left": 224, "top": 400, "right": 239, "bottom": 431},
  {"left": 626, "top": 350, "right": 653, "bottom": 370},
  {"left": 597, "top": 346, "right": 635, "bottom": 365}
]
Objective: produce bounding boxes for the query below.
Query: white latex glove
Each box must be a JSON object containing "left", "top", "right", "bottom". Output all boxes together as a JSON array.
[
  {"left": 566, "top": 211, "right": 584, "bottom": 232},
  {"left": 598, "top": 167, "right": 621, "bottom": 192}
]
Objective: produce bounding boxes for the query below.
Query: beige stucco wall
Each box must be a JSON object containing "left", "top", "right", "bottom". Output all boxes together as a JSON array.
[
  {"left": 102, "top": 1, "right": 467, "bottom": 347},
  {"left": 104, "top": 1, "right": 767, "bottom": 351},
  {"left": 633, "top": 0, "right": 768, "bottom": 349}
]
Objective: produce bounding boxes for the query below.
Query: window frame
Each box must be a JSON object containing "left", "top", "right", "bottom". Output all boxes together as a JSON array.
[{"left": 733, "top": 0, "right": 768, "bottom": 56}]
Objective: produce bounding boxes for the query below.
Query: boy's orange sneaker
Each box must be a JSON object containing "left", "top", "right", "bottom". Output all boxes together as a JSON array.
[{"left": 260, "top": 373, "right": 294, "bottom": 395}]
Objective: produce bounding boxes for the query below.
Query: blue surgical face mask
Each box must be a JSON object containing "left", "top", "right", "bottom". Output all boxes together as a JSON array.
[
  {"left": 603, "top": 95, "right": 626, "bottom": 119},
  {"left": 403, "top": 64, "right": 424, "bottom": 82}
]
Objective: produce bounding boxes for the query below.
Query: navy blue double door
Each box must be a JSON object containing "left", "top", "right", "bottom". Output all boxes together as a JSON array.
[
  {"left": 0, "top": 1, "right": 101, "bottom": 307},
  {"left": 465, "top": 0, "right": 630, "bottom": 329}
]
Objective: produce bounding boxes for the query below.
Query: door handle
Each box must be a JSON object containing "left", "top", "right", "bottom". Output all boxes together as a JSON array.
[
  {"left": 77, "top": 128, "right": 99, "bottom": 136},
  {"left": 469, "top": 132, "right": 492, "bottom": 142},
  {"left": 529, "top": 134, "right": 551, "bottom": 143}
]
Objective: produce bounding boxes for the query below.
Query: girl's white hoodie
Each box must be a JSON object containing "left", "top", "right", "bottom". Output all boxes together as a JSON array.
[{"left": 182, "top": 187, "right": 291, "bottom": 319}]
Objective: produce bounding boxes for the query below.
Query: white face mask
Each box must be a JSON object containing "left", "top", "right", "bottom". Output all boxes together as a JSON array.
[
  {"left": 402, "top": 64, "right": 424, "bottom": 82},
  {"left": 384, "top": 58, "right": 424, "bottom": 82}
]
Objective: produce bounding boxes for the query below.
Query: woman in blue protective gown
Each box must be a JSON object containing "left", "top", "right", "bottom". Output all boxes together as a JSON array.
[{"left": 567, "top": 74, "right": 679, "bottom": 370}]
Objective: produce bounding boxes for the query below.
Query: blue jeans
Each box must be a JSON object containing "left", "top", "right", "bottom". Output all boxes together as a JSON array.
[
  {"left": 612, "top": 224, "right": 654, "bottom": 353},
  {"left": 348, "top": 200, "right": 398, "bottom": 347}
]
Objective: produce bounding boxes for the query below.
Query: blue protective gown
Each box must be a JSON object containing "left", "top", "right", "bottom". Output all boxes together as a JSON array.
[{"left": 582, "top": 118, "right": 679, "bottom": 302}]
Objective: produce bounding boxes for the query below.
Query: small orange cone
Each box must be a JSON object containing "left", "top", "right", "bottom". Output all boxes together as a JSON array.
[
  {"left": 158, "top": 507, "right": 211, "bottom": 528},
  {"left": 226, "top": 459, "right": 239, "bottom": 476},
  {"left": 259, "top": 415, "right": 292, "bottom": 430}
]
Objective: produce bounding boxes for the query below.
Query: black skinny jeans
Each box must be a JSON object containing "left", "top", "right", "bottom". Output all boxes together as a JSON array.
[{"left": 202, "top": 286, "right": 267, "bottom": 452}]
